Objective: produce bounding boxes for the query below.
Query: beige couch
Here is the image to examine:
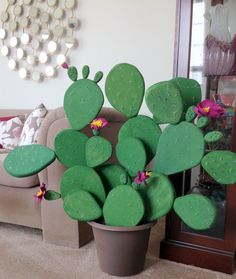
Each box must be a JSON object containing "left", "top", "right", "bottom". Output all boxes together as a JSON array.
[{"left": 0, "top": 107, "right": 126, "bottom": 248}]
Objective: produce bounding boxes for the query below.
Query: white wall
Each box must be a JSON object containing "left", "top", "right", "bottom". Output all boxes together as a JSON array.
[{"left": 0, "top": 0, "right": 176, "bottom": 115}]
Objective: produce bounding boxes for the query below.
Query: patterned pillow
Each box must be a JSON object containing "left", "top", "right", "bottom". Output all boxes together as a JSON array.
[
  {"left": 0, "top": 116, "right": 25, "bottom": 150},
  {"left": 20, "top": 103, "right": 48, "bottom": 146}
]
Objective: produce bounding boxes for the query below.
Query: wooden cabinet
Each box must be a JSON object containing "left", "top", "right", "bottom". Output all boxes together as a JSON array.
[{"left": 159, "top": 0, "right": 236, "bottom": 274}]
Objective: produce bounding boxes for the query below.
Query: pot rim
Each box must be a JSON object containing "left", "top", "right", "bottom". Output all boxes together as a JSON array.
[{"left": 88, "top": 220, "right": 157, "bottom": 232}]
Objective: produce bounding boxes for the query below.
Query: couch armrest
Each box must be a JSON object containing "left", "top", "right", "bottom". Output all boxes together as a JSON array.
[{"left": 37, "top": 106, "right": 127, "bottom": 247}]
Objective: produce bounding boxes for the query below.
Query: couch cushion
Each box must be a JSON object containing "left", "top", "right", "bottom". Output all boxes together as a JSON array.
[{"left": 0, "top": 152, "right": 39, "bottom": 188}]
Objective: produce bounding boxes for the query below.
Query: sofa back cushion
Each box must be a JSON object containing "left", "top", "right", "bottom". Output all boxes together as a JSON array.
[
  {"left": 20, "top": 103, "right": 48, "bottom": 146},
  {"left": 0, "top": 116, "right": 25, "bottom": 150}
]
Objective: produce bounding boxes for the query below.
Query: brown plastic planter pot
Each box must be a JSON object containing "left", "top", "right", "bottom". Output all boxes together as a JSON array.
[{"left": 88, "top": 221, "right": 156, "bottom": 277}]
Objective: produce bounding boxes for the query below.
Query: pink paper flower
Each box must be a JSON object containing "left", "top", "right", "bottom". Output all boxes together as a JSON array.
[
  {"left": 90, "top": 118, "right": 108, "bottom": 131},
  {"left": 134, "top": 171, "right": 152, "bottom": 186},
  {"left": 34, "top": 183, "right": 47, "bottom": 202},
  {"left": 61, "top": 62, "right": 69, "bottom": 69},
  {"left": 194, "top": 99, "right": 225, "bottom": 118}
]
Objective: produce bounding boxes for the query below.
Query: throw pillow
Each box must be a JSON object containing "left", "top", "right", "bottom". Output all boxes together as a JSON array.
[
  {"left": 0, "top": 115, "right": 25, "bottom": 149},
  {"left": 20, "top": 103, "right": 48, "bottom": 146}
]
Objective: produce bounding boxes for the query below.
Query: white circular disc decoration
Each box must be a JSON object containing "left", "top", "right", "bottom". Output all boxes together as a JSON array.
[
  {"left": 19, "top": 68, "right": 27, "bottom": 79},
  {"left": 21, "top": 33, "right": 30, "bottom": 45},
  {"left": 0, "top": 29, "right": 6, "bottom": 39},
  {"left": 24, "top": 0, "right": 32, "bottom": 4},
  {"left": 9, "top": 21, "right": 18, "bottom": 32},
  {"left": 29, "top": 6, "right": 39, "bottom": 18},
  {"left": 41, "top": 29, "right": 51, "bottom": 40},
  {"left": 1, "top": 46, "right": 9, "bottom": 56},
  {"left": 45, "top": 65, "right": 55, "bottom": 77},
  {"left": 1, "top": 11, "right": 9, "bottom": 22},
  {"left": 53, "top": 25, "right": 64, "bottom": 37},
  {"left": 8, "top": 59, "right": 17, "bottom": 70},
  {"left": 17, "top": 48, "right": 24, "bottom": 60},
  {"left": 19, "top": 17, "right": 29, "bottom": 28},
  {"left": 40, "top": 12, "right": 50, "bottom": 24},
  {"left": 47, "top": 0, "right": 57, "bottom": 7},
  {"left": 39, "top": 51, "right": 48, "bottom": 63},
  {"left": 65, "top": 37, "right": 75, "bottom": 49},
  {"left": 68, "top": 17, "right": 79, "bottom": 29},
  {"left": 54, "top": 7, "right": 64, "bottom": 19},
  {"left": 27, "top": 54, "right": 36, "bottom": 65},
  {"left": 10, "top": 37, "right": 18, "bottom": 47},
  {"left": 57, "top": 54, "right": 66, "bottom": 65},
  {"left": 32, "top": 71, "right": 41, "bottom": 82},
  {"left": 30, "top": 23, "right": 40, "bottom": 35},
  {"left": 13, "top": 5, "right": 23, "bottom": 16},
  {"left": 65, "top": 0, "right": 75, "bottom": 9},
  {"left": 48, "top": 41, "right": 57, "bottom": 53},
  {"left": 31, "top": 39, "right": 41, "bottom": 50}
]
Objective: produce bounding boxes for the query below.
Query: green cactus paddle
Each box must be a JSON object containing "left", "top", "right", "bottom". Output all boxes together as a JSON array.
[
  {"left": 60, "top": 165, "right": 106, "bottom": 205},
  {"left": 85, "top": 136, "right": 112, "bottom": 168},
  {"left": 4, "top": 145, "right": 56, "bottom": 177},
  {"left": 118, "top": 115, "right": 162, "bottom": 162},
  {"left": 139, "top": 173, "right": 175, "bottom": 222},
  {"left": 103, "top": 185, "right": 145, "bottom": 226},
  {"left": 63, "top": 189, "right": 102, "bottom": 221},
  {"left": 64, "top": 66, "right": 104, "bottom": 130},
  {"left": 154, "top": 122, "right": 205, "bottom": 175},
  {"left": 185, "top": 106, "right": 197, "bottom": 122},
  {"left": 145, "top": 81, "right": 183, "bottom": 124},
  {"left": 173, "top": 194, "right": 217, "bottom": 230},
  {"left": 55, "top": 129, "right": 88, "bottom": 167},
  {"left": 105, "top": 63, "right": 145, "bottom": 118},
  {"left": 116, "top": 137, "right": 147, "bottom": 177},
  {"left": 97, "top": 164, "right": 131, "bottom": 194},
  {"left": 201, "top": 151, "right": 236, "bottom": 184}
]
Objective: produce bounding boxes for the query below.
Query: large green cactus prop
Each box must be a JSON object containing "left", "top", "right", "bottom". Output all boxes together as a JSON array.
[
  {"left": 118, "top": 115, "right": 162, "bottom": 162},
  {"left": 116, "top": 137, "right": 147, "bottom": 176},
  {"left": 63, "top": 189, "right": 102, "bottom": 221},
  {"left": 60, "top": 165, "right": 106, "bottom": 205},
  {"left": 155, "top": 121, "right": 205, "bottom": 175},
  {"left": 55, "top": 129, "right": 88, "bottom": 167},
  {"left": 105, "top": 63, "right": 145, "bottom": 118},
  {"left": 201, "top": 151, "right": 236, "bottom": 184},
  {"left": 64, "top": 65, "right": 104, "bottom": 130},
  {"left": 139, "top": 173, "right": 175, "bottom": 222},
  {"left": 4, "top": 145, "right": 56, "bottom": 177},
  {"left": 85, "top": 136, "right": 112, "bottom": 168},
  {"left": 173, "top": 194, "right": 217, "bottom": 230},
  {"left": 103, "top": 185, "right": 145, "bottom": 226}
]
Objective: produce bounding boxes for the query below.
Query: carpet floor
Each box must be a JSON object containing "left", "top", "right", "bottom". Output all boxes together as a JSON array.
[{"left": 0, "top": 219, "right": 235, "bottom": 279}]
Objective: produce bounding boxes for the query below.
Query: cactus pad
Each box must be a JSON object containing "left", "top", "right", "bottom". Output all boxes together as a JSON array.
[
  {"left": 197, "top": 116, "right": 209, "bottom": 128},
  {"left": 118, "top": 115, "right": 162, "bottom": 162},
  {"left": 55, "top": 129, "right": 88, "bottom": 167},
  {"left": 64, "top": 78, "right": 104, "bottom": 130},
  {"left": 85, "top": 136, "right": 112, "bottom": 168},
  {"left": 155, "top": 122, "right": 205, "bottom": 175},
  {"left": 173, "top": 194, "right": 217, "bottom": 230},
  {"left": 60, "top": 165, "right": 106, "bottom": 205},
  {"left": 139, "top": 173, "right": 175, "bottom": 222},
  {"left": 171, "top": 77, "right": 201, "bottom": 112},
  {"left": 204, "top": 131, "right": 223, "bottom": 143},
  {"left": 103, "top": 185, "right": 144, "bottom": 226},
  {"left": 63, "top": 189, "right": 102, "bottom": 221},
  {"left": 145, "top": 81, "right": 183, "bottom": 124},
  {"left": 185, "top": 106, "right": 197, "bottom": 122},
  {"left": 105, "top": 63, "right": 145, "bottom": 118},
  {"left": 44, "top": 190, "right": 61, "bottom": 200},
  {"left": 201, "top": 151, "right": 236, "bottom": 184},
  {"left": 68, "top": 66, "right": 78, "bottom": 81},
  {"left": 116, "top": 137, "right": 146, "bottom": 176},
  {"left": 97, "top": 164, "right": 131, "bottom": 193},
  {"left": 4, "top": 145, "right": 56, "bottom": 177}
]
